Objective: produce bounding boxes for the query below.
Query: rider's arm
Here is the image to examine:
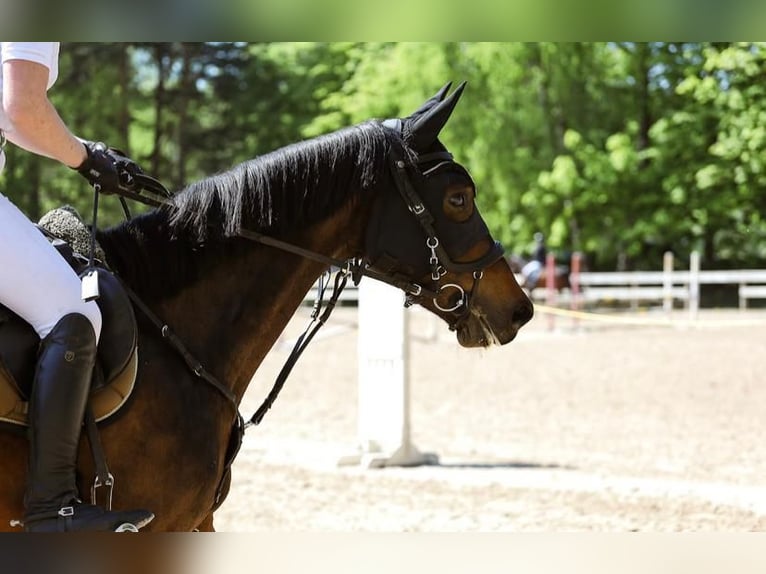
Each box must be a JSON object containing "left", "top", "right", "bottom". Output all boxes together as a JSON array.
[{"left": 2, "top": 57, "right": 86, "bottom": 169}]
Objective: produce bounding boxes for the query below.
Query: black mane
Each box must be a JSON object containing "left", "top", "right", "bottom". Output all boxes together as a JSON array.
[
  {"left": 170, "top": 120, "right": 397, "bottom": 240},
  {"left": 99, "top": 120, "right": 403, "bottom": 299}
]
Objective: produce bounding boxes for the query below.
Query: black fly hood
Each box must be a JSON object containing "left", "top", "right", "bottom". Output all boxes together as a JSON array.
[
  {"left": 363, "top": 84, "right": 504, "bottom": 299},
  {"left": 365, "top": 138, "right": 503, "bottom": 279}
]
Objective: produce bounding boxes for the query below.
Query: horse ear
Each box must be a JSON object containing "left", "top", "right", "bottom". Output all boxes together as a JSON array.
[
  {"left": 407, "top": 81, "right": 466, "bottom": 150},
  {"left": 413, "top": 82, "right": 453, "bottom": 115}
]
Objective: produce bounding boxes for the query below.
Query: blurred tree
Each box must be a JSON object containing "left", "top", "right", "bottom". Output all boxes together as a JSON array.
[
  {"left": 1, "top": 42, "right": 764, "bottom": 270},
  {"left": 668, "top": 42, "right": 766, "bottom": 267}
]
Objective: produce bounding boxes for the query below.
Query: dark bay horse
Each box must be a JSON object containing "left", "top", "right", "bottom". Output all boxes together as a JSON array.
[{"left": 0, "top": 83, "right": 533, "bottom": 531}]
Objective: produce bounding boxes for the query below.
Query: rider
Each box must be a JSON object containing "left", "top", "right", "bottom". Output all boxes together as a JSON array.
[
  {"left": 0, "top": 42, "right": 154, "bottom": 531},
  {"left": 521, "top": 232, "right": 547, "bottom": 290}
]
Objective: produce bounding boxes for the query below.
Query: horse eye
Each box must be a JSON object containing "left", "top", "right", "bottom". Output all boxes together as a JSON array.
[{"left": 448, "top": 193, "right": 467, "bottom": 209}]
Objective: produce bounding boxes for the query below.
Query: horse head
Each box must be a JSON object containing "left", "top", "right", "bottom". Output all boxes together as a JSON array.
[{"left": 364, "top": 82, "right": 533, "bottom": 347}]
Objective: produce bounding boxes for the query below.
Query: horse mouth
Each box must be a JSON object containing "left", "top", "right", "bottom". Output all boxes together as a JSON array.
[{"left": 456, "top": 311, "right": 515, "bottom": 348}]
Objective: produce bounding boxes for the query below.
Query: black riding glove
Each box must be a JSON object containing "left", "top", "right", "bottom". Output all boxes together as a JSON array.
[
  {"left": 76, "top": 141, "right": 120, "bottom": 194},
  {"left": 103, "top": 146, "right": 146, "bottom": 189}
]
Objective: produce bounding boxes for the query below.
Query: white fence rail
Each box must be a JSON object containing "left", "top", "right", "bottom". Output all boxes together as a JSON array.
[
  {"left": 303, "top": 252, "right": 766, "bottom": 312},
  {"left": 534, "top": 250, "right": 766, "bottom": 313}
]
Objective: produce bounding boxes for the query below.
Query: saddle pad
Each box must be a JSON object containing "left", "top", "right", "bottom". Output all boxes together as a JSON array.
[{"left": 0, "top": 346, "right": 138, "bottom": 427}]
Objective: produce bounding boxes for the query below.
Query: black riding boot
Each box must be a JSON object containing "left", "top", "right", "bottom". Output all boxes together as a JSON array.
[{"left": 23, "top": 313, "right": 154, "bottom": 532}]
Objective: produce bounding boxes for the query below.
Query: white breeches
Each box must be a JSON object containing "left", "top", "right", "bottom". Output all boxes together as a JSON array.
[{"left": 0, "top": 193, "right": 101, "bottom": 341}]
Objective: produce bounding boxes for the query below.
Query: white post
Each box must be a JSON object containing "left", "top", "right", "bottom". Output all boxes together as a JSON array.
[
  {"left": 662, "top": 251, "right": 674, "bottom": 313},
  {"left": 338, "top": 279, "right": 437, "bottom": 468},
  {"left": 689, "top": 250, "right": 700, "bottom": 321}
]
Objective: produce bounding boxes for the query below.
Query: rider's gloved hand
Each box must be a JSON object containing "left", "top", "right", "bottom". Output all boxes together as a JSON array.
[
  {"left": 103, "top": 146, "right": 146, "bottom": 189},
  {"left": 75, "top": 141, "right": 120, "bottom": 194}
]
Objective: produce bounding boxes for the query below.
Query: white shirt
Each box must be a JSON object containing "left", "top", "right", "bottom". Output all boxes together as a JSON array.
[{"left": 0, "top": 42, "right": 60, "bottom": 173}]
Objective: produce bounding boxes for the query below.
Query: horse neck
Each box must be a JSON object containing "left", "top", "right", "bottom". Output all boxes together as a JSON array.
[{"left": 148, "top": 199, "right": 368, "bottom": 402}]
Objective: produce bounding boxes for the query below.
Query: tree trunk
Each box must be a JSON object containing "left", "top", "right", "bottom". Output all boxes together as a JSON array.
[
  {"left": 531, "top": 44, "right": 565, "bottom": 156},
  {"left": 152, "top": 44, "right": 169, "bottom": 177},
  {"left": 117, "top": 44, "right": 132, "bottom": 155},
  {"left": 635, "top": 43, "right": 652, "bottom": 158},
  {"left": 175, "top": 43, "right": 193, "bottom": 189}
]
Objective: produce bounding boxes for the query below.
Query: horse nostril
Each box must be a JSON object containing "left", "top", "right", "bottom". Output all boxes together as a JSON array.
[{"left": 513, "top": 299, "right": 534, "bottom": 326}]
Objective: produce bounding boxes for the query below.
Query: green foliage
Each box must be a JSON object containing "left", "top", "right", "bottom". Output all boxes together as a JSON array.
[{"left": 1, "top": 42, "right": 765, "bottom": 270}]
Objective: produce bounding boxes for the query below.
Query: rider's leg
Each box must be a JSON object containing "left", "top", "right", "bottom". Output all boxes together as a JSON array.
[
  {"left": 22, "top": 313, "right": 153, "bottom": 531},
  {"left": 0, "top": 194, "right": 153, "bottom": 531}
]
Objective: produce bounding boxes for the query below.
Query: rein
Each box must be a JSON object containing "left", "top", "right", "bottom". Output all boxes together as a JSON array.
[
  {"left": 93, "top": 178, "right": 360, "bottom": 432},
  {"left": 119, "top": 264, "right": 350, "bottom": 428},
  {"left": 237, "top": 229, "right": 440, "bottom": 301},
  {"left": 244, "top": 268, "right": 350, "bottom": 428}
]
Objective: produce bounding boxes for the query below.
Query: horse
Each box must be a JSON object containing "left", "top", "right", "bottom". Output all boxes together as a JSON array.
[
  {"left": 0, "top": 82, "right": 533, "bottom": 532},
  {"left": 508, "top": 253, "right": 571, "bottom": 293}
]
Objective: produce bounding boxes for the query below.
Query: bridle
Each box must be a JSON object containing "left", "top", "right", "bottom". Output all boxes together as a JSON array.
[
  {"left": 237, "top": 144, "right": 504, "bottom": 330},
  {"left": 369, "top": 145, "right": 504, "bottom": 326}
]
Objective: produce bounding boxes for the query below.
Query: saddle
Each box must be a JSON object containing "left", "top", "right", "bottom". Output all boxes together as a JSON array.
[{"left": 0, "top": 208, "right": 138, "bottom": 427}]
